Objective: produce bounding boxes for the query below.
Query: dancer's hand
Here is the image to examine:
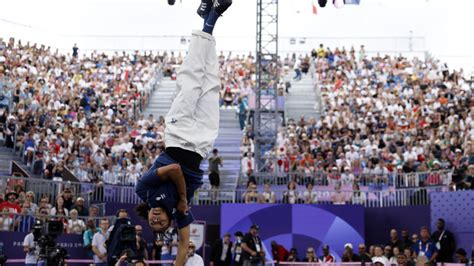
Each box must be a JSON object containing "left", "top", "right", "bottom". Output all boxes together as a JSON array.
[{"left": 177, "top": 198, "right": 189, "bottom": 214}]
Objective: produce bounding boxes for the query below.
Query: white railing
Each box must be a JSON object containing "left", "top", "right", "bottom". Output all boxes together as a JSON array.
[
  {"left": 246, "top": 170, "right": 453, "bottom": 188},
  {"left": 0, "top": 175, "right": 448, "bottom": 208}
]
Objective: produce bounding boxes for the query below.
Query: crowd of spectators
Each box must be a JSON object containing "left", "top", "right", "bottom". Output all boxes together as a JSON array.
[
  {"left": 207, "top": 219, "right": 471, "bottom": 265},
  {"left": 240, "top": 45, "right": 474, "bottom": 191},
  {"left": 0, "top": 37, "right": 168, "bottom": 186},
  {"left": 0, "top": 186, "right": 104, "bottom": 234}
]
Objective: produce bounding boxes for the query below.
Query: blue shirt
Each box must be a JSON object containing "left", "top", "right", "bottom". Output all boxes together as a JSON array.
[
  {"left": 15, "top": 214, "right": 35, "bottom": 232},
  {"left": 412, "top": 239, "right": 438, "bottom": 260},
  {"left": 136, "top": 152, "right": 203, "bottom": 229}
]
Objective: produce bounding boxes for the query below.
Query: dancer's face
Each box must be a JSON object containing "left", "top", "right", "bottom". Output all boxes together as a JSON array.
[{"left": 148, "top": 207, "right": 170, "bottom": 232}]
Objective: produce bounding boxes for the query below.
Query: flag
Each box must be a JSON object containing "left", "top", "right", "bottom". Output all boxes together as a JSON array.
[
  {"left": 344, "top": 0, "right": 361, "bottom": 4},
  {"left": 312, "top": 0, "right": 318, "bottom": 14}
]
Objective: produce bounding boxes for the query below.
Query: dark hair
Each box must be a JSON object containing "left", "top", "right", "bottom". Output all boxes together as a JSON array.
[
  {"left": 135, "top": 203, "right": 151, "bottom": 220},
  {"left": 212, "top": 148, "right": 218, "bottom": 154},
  {"left": 456, "top": 248, "right": 467, "bottom": 256},
  {"left": 116, "top": 208, "right": 128, "bottom": 217},
  {"left": 136, "top": 203, "right": 172, "bottom": 232}
]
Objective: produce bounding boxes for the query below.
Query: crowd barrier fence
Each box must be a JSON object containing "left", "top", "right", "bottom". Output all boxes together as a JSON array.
[
  {"left": 0, "top": 175, "right": 448, "bottom": 208},
  {"left": 246, "top": 170, "right": 453, "bottom": 189}
]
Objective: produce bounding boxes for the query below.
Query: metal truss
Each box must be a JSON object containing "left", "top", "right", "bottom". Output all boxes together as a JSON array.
[{"left": 254, "top": 0, "right": 280, "bottom": 173}]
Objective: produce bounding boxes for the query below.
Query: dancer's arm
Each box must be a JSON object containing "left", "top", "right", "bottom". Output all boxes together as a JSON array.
[
  {"left": 156, "top": 164, "right": 188, "bottom": 213},
  {"left": 175, "top": 225, "right": 190, "bottom": 265}
]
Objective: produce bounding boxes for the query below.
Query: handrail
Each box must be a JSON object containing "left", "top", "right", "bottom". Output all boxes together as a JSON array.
[
  {"left": 245, "top": 169, "right": 453, "bottom": 188},
  {"left": 0, "top": 175, "right": 448, "bottom": 207},
  {"left": 2, "top": 213, "right": 117, "bottom": 233}
]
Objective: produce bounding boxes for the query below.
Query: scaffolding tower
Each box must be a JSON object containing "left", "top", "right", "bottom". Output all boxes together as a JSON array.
[{"left": 254, "top": 0, "right": 281, "bottom": 173}]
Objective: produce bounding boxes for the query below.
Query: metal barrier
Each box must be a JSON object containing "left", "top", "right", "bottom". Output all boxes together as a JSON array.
[
  {"left": 245, "top": 170, "right": 453, "bottom": 188},
  {"left": 0, "top": 175, "right": 448, "bottom": 207},
  {"left": 4, "top": 213, "right": 116, "bottom": 233}
]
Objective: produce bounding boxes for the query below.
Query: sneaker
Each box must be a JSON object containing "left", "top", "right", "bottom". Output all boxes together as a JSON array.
[
  {"left": 213, "top": 0, "right": 233, "bottom": 15},
  {"left": 197, "top": 0, "right": 213, "bottom": 19}
]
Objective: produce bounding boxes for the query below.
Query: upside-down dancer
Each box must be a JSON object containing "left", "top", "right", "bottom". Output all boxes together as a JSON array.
[{"left": 135, "top": 0, "right": 232, "bottom": 265}]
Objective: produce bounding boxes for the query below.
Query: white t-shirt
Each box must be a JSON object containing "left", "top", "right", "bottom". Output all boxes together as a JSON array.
[
  {"left": 50, "top": 207, "right": 69, "bottom": 217},
  {"left": 0, "top": 216, "right": 13, "bottom": 231},
  {"left": 68, "top": 219, "right": 85, "bottom": 234},
  {"left": 303, "top": 190, "right": 319, "bottom": 203},
  {"left": 261, "top": 191, "right": 275, "bottom": 203},
  {"left": 92, "top": 232, "right": 108, "bottom": 263},
  {"left": 185, "top": 253, "right": 204, "bottom": 266},
  {"left": 23, "top": 233, "right": 38, "bottom": 264},
  {"left": 285, "top": 190, "right": 298, "bottom": 204}
]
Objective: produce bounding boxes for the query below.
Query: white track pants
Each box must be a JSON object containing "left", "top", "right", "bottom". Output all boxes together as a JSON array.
[{"left": 164, "top": 30, "right": 220, "bottom": 158}]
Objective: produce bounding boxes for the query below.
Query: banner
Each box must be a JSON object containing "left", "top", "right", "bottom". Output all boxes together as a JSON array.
[
  {"left": 221, "top": 204, "right": 365, "bottom": 261},
  {"left": 190, "top": 221, "right": 207, "bottom": 259}
]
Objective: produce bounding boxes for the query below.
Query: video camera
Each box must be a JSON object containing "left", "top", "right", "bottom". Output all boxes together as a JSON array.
[
  {"left": 106, "top": 218, "right": 137, "bottom": 266},
  {"left": 32, "top": 220, "right": 69, "bottom": 266}
]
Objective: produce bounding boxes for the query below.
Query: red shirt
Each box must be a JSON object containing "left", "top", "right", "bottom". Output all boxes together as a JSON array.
[
  {"left": 272, "top": 245, "right": 289, "bottom": 262},
  {"left": 0, "top": 201, "right": 21, "bottom": 217},
  {"left": 320, "top": 254, "right": 335, "bottom": 262}
]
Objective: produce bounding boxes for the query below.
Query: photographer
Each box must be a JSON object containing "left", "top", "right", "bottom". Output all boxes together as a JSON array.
[
  {"left": 23, "top": 230, "right": 38, "bottom": 266},
  {"left": 241, "top": 225, "right": 264, "bottom": 266}
]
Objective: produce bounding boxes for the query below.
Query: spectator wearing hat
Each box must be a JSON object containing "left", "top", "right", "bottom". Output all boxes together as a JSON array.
[
  {"left": 371, "top": 246, "right": 389, "bottom": 266},
  {"left": 0, "top": 191, "right": 21, "bottom": 217},
  {"left": 271, "top": 241, "right": 289, "bottom": 262},
  {"left": 233, "top": 231, "right": 244, "bottom": 266},
  {"left": 342, "top": 243, "right": 361, "bottom": 262},
  {"left": 319, "top": 244, "right": 335, "bottom": 262},
  {"left": 210, "top": 233, "right": 233, "bottom": 266},
  {"left": 71, "top": 197, "right": 89, "bottom": 217},
  {"left": 185, "top": 240, "right": 204, "bottom": 266},
  {"left": 241, "top": 224, "right": 264, "bottom": 266}
]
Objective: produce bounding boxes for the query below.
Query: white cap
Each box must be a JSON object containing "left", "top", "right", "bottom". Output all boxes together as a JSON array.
[{"left": 344, "top": 243, "right": 353, "bottom": 249}]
